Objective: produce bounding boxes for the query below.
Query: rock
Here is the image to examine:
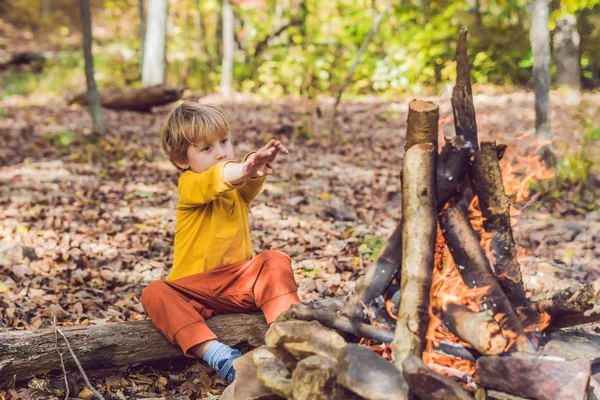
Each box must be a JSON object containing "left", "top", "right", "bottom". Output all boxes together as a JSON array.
[
  {"left": 291, "top": 355, "right": 361, "bottom": 400},
  {"left": 252, "top": 347, "right": 293, "bottom": 398},
  {"left": 229, "top": 348, "right": 278, "bottom": 400},
  {"left": 402, "top": 356, "right": 474, "bottom": 400},
  {"left": 265, "top": 320, "right": 347, "bottom": 361},
  {"left": 485, "top": 390, "right": 530, "bottom": 400},
  {"left": 476, "top": 354, "right": 591, "bottom": 400},
  {"left": 336, "top": 344, "right": 409, "bottom": 400}
]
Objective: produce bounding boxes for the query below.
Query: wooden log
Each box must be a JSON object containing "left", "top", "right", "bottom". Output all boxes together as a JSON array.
[
  {"left": 0, "top": 52, "right": 46, "bottom": 70},
  {"left": 476, "top": 355, "right": 591, "bottom": 400},
  {"left": 441, "top": 303, "right": 507, "bottom": 355},
  {"left": 0, "top": 297, "right": 341, "bottom": 389},
  {"left": 69, "top": 85, "right": 184, "bottom": 111},
  {"left": 342, "top": 136, "right": 471, "bottom": 321},
  {"left": 535, "top": 278, "right": 600, "bottom": 330},
  {"left": 451, "top": 27, "right": 478, "bottom": 150},
  {"left": 402, "top": 355, "right": 474, "bottom": 400},
  {"left": 471, "top": 141, "right": 528, "bottom": 308},
  {"left": 393, "top": 113, "right": 438, "bottom": 367},
  {"left": 281, "top": 303, "right": 394, "bottom": 343},
  {"left": 439, "top": 205, "right": 532, "bottom": 353}
]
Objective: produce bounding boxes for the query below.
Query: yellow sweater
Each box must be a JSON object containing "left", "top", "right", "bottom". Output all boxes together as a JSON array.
[{"left": 167, "top": 161, "right": 265, "bottom": 281}]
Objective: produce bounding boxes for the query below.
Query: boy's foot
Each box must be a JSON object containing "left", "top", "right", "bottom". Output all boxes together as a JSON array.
[
  {"left": 216, "top": 348, "right": 243, "bottom": 383},
  {"left": 203, "top": 341, "right": 243, "bottom": 384}
]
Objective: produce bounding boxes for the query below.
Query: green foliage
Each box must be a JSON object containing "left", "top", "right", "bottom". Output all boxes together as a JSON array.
[{"left": 43, "top": 130, "right": 76, "bottom": 154}]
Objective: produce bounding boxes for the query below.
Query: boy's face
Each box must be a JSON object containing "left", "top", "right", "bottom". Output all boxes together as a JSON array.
[{"left": 177, "top": 135, "right": 235, "bottom": 173}]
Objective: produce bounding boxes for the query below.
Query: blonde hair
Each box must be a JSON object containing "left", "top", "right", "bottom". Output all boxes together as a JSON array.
[{"left": 160, "top": 102, "right": 231, "bottom": 169}]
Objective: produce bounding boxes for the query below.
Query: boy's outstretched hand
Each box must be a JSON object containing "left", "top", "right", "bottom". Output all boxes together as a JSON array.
[{"left": 243, "top": 139, "right": 288, "bottom": 178}]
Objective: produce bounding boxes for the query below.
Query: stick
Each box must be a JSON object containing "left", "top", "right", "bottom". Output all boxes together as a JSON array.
[
  {"left": 53, "top": 318, "right": 70, "bottom": 400},
  {"left": 471, "top": 141, "right": 528, "bottom": 307},
  {"left": 441, "top": 304, "right": 507, "bottom": 355},
  {"left": 439, "top": 205, "right": 532, "bottom": 353},
  {"left": 54, "top": 322, "right": 105, "bottom": 400}
]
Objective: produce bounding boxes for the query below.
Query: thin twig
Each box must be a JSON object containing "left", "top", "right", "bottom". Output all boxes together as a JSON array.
[
  {"left": 53, "top": 317, "right": 70, "bottom": 400},
  {"left": 53, "top": 321, "right": 106, "bottom": 400}
]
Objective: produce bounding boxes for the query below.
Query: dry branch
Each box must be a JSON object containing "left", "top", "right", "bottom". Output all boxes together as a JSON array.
[
  {"left": 439, "top": 205, "right": 532, "bottom": 353},
  {"left": 471, "top": 141, "right": 528, "bottom": 308},
  {"left": 0, "top": 297, "right": 341, "bottom": 389},
  {"left": 281, "top": 303, "right": 394, "bottom": 343},
  {"left": 441, "top": 304, "right": 507, "bottom": 355},
  {"left": 451, "top": 27, "right": 478, "bottom": 150},
  {"left": 69, "top": 85, "right": 183, "bottom": 111}
]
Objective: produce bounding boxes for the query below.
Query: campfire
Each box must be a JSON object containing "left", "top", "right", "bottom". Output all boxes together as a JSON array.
[{"left": 220, "top": 28, "right": 600, "bottom": 400}]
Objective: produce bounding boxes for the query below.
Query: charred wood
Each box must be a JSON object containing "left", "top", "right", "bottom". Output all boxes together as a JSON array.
[
  {"left": 441, "top": 303, "right": 507, "bottom": 355},
  {"left": 471, "top": 141, "right": 528, "bottom": 308},
  {"left": 439, "top": 205, "right": 532, "bottom": 353}
]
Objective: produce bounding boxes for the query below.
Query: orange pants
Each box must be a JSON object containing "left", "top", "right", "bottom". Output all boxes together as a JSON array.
[{"left": 141, "top": 250, "right": 301, "bottom": 357}]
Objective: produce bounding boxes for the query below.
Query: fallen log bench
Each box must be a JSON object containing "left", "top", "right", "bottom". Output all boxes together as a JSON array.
[
  {"left": 0, "top": 297, "right": 343, "bottom": 389},
  {"left": 68, "top": 84, "right": 184, "bottom": 112}
]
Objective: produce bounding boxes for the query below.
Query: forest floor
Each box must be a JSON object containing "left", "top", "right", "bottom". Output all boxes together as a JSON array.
[{"left": 1, "top": 89, "right": 599, "bottom": 399}]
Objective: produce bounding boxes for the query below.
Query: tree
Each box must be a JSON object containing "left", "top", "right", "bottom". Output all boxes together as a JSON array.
[
  {"left": 142, "top": 0, "right": 168, "bottom": 87},
  {"left": 138, "top": 0, "right": 146, "bottom": 63},
  {"left": 553, "top": 14, "right": 581, "bottom": 90},
  {"left": 221, "top": 0, "right": 234, "bottom": 96},
  {"left": 79, "top": 0, "right": 105, "bottom": 138},
  {"left": 530, "top": 0, "right": 552, "bottom": 141}
]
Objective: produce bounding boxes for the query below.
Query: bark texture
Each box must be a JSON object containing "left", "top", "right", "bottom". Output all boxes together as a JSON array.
[
  {"left": 0, "top": 297, "right": 340, "bottom": 389},
  {"left": 393, "top": 142, "right": 437, "bottom": 367},
  {"left": 220, "top": 0, "right": 234, "bottom": 96},
  {"left": 471, "top": 141, "right": 528, "bottom": 307}
]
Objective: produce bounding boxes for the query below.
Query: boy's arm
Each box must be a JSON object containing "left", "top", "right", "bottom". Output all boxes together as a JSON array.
[
  {"left": 178, "top": 162, "right": 241, "bottom": 207},
  {"left": 237, "top": 152, "right": 266, "bottom": 203}
]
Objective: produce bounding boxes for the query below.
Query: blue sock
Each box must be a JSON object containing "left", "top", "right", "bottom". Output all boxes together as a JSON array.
[{"left": 202, "top": 341, "right": 242, "bottom": 384}]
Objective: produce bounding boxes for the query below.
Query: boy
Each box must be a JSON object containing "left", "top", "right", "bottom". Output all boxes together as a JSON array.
[{"left": 142, "top": 102, "right": 301, "bottom": 384}]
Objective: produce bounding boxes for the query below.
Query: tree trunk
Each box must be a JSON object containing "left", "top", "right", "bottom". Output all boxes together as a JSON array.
[
  {"left": 41, "top": 0, "right": 51, "bottom": 19},
  {"left": 553, "top": 14, "right": 581, "bottom": 89},
  {"left": 220, "top": 0, "right": 234, "bottom": 96},
  {"left": 530, "top": 0, "right": 552, "bottom": 140},
  {"left": 142, "top": 0, "right": 168, "bottom": 87},
  {"left": 471, "top": 141, "right": 528, "bottom": 308},
  {"left": 393, "top": 100, "right": 439, "bottom": 369},
  {"left": 79, "top": 0, "right": 105, "bottom": 138},
  {"left": 138, "top": 0, "right": 146, "bottom": 64},
  {"left": 194, "top": 0, "right": 205, "bottom": 59},
  {"left": 0, "top": 297, "right": 341, "bottom": 389}
]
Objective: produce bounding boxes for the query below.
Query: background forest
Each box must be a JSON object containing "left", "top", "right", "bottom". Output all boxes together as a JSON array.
[{"left": 1, "top": 0, "right": 600, "bottom": 101}]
